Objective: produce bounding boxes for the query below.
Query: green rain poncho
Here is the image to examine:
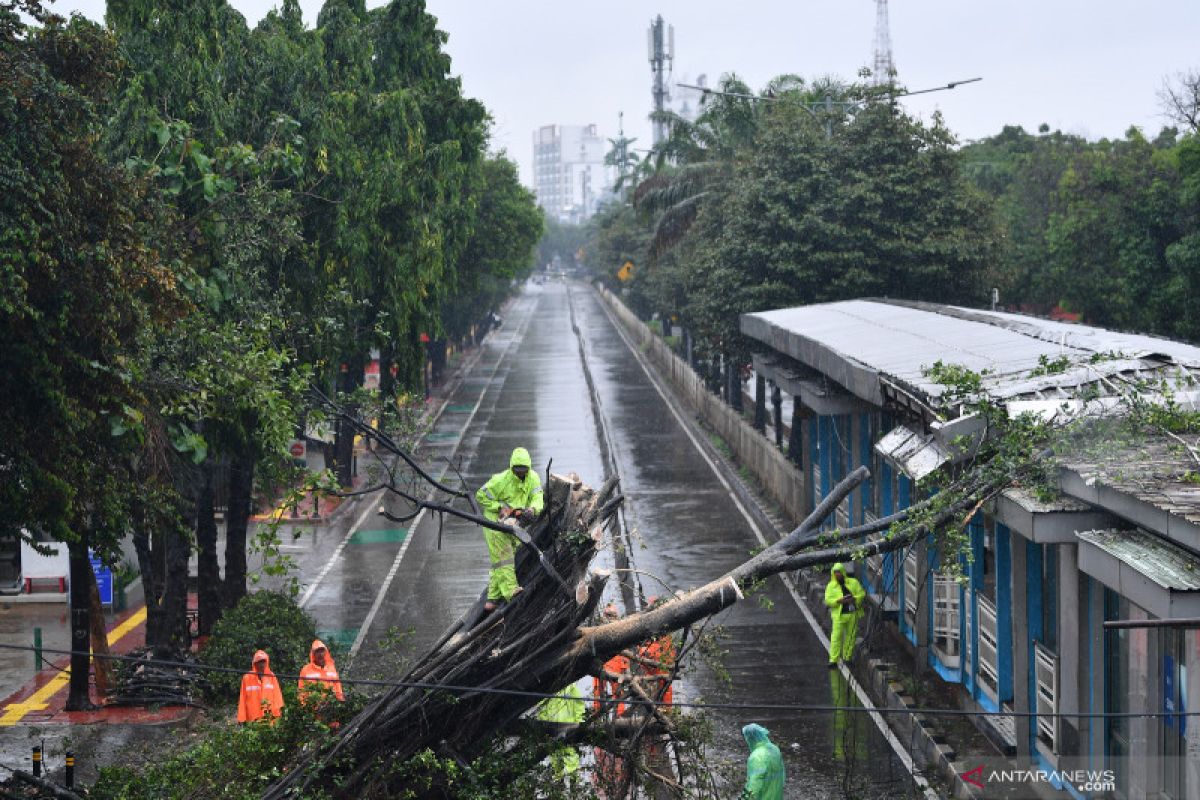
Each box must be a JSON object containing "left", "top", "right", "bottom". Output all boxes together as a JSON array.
[
  {"left": 475, "top": 447, "right": 545, "bottom": 602},
  {"left": 740, "top": 723, "right": 784, "bottom": 800},
  {"left": 536, "top": 684, "right": 585, "bottom": 777}
]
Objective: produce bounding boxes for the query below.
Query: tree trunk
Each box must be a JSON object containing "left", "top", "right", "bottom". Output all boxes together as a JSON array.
[
  {"left": 222, "top": 450, "right": 255, "bottom": 609},
  {"left": 65, "top": 535, "right": 94, "bottom": 711},
  {"left": 131, "top": 511, "right": 162, "bottom": 648},
  {"left": 332, "top": 357, "right": 364, "bottom": 488},
  {"left": 87, "top": 565, "right": 114, "bottom": 698},
  {"left": 379, "top": 342, "right": 396, "bottom": 420},
  {"left": 429, "top": 339, "right": 447, "bottom": 387},
  {"left": 195, "top": 461, "right": 222, "bottom": 636},
  {"left": 154, "top": 523, "right": 191, "bottom": 655}
]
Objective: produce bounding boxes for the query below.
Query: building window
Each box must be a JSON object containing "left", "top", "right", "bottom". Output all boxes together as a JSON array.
[{"left": 932, "top": 570, "right": 962, "bottom": 668}]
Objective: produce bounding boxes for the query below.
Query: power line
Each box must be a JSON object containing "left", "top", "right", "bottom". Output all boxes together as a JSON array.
[{"left": 0, "top": 641, "right": 1189, "bottom": 721}]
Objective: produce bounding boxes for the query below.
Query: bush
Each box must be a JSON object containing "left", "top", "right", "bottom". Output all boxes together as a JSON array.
[
  {"left": 199, "top": 591, "right": 318, "bottom": 703},
  {"left": 90, "top": 705, "right": 334, "bottom": 800}
]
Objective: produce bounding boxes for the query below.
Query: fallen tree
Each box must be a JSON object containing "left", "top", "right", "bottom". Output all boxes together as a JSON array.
[{"left": 262, "top": 449, "right": 1006, "bottom": 798}]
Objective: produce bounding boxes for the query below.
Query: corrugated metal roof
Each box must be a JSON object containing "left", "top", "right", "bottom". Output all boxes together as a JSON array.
[
  {"left": 739, "top": 299, "right": 1200, "bottom": 411},
  {"left": 1075, "top": 529, "right": 1200, "bottom": 592},
  {"left": 1000, "top": 487, "right": 1093, "bottom": 514},
  {"left": 1062, "top": 433, "right": 1200, "bottom": 527},
  {"left": 875, "top": 425, "right": 950, "bottom": 481}
]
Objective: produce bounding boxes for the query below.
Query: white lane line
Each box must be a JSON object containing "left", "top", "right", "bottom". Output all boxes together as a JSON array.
[
  {"left": 299, "top": 493, "right": 385, "bottom": 608},
  {"left": 592, "top": 288, "right": 936, "bottom": 798},
  {"left": 347, "top": 291, "right": 541, "bottom": 658},
  {"left": 349, "top": 507, "right": 424, "bottom": 657}
]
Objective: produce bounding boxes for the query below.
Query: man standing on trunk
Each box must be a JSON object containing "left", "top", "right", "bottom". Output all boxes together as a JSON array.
[{"left": 475, "top": 447, "right": 543, "bottom": 612}]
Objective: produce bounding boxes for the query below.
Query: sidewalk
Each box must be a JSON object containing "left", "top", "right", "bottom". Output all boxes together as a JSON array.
[{"left": 0, "top": 594, "right": 191, "bottom": 727}]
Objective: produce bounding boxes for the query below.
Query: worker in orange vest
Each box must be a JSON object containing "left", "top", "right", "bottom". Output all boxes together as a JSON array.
[
  {"left": 592, "top": 603, "right": 631, "bottom": 793},
  {"left": 237, "top": 650, "right": 284, "bottom": 724},
  {"left": 592, "top": 604, "right": 630, "bottom": 716},
  {"left": 298, "top": 639, "right": 344, "bottom": 706}
]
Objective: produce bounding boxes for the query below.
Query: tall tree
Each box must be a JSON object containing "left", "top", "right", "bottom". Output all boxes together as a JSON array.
[{"left": 0, "top": 2, "right": 183, "bottom": 705}]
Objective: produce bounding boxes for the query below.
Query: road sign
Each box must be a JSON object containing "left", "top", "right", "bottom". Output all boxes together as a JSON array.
[
  {"left": 89, "top": 555, "right": 113, "bottom": 606},
  {"left": 288, "top": 439, "right": 306, "bottom": 459}
]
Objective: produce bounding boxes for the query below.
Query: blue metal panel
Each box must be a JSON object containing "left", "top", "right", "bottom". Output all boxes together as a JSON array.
[
  {"left": 898, "top": 474, "right": 911, "bottom": 510},
  {"left": 808, "top": 415, "right": 819, "bottom": 500},
  {"left": 966, "top": 518, "right": 984, "bottom": 697},
  {"left": 996, "top": 523, "right": 1014, "bottom": 702},
  {"left": 859, "top": 412, "right": 872, "bottom": 522},
  {"left": 1026, "top": 539, "right": 1045, "bottom": 753},
  {"left": 818, "top": 416, "right": 831, "bottom": 499},
  {"left": 880, "top": 462, "right": 894, "bottom": 600}
]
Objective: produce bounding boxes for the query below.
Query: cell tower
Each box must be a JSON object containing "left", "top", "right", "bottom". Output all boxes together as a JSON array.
[
  {"left": 872, "top": 0, "right": 895, "bottom": 86},
  {"left": 648, "top": 15, "right": 674, "bottom": 146}
]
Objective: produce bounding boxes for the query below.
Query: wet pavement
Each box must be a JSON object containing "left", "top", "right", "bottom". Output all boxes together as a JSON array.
[{"left": 306, "top": 280, "right": 919, "bottom": 799}]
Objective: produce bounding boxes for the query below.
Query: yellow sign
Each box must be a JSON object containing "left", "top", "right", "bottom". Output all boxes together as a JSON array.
[{"left": 617, "top": 261, "right": 635, "bottom": 282}]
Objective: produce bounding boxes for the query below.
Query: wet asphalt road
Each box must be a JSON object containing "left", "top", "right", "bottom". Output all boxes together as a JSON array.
[{"left": 291, "top": 280, "right": 915, "bottom": 799}]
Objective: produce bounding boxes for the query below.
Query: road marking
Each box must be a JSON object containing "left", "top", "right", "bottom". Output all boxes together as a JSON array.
[
  {"left": 299, "top": 490, "right": 384, "bottom": 608},
  {"left": 347, "top": 292, "right": 540, "bottom": 660},
  {"left": 0, "top": 606, "right": 149, "bottom": 727},
  {"left": 348, "top": 507, "right": 425, "bottom": 658},
  {"left": 592, "top": 288, "right": 936, "bottom": 798}
]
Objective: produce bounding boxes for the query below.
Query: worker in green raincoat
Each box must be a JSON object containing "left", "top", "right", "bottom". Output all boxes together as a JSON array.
[
  {"left": 536, "top": 683, "right": 585, "bottom": 777},
  {"left": 824, "top": 562, "right": 866, "bottom": 667},
  {"left": 475, "top": 447, "right": 544, "bottom": 611},
  {"left": 740, "top": 723, "right": 784, "bottom": 800}
]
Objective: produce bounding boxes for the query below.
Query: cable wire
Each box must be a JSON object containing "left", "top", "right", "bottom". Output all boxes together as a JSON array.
[{"left": 1, "top": 640, "right": 1190, "bottom": 721}]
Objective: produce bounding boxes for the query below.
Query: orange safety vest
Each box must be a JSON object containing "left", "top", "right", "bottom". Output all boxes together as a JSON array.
[
  {"left": 298, "top": 639, "right": 344, "bottom": 704},
  {"left": 237, "top": 650, "right": 285, "bottom": 723},
  {"left": 592, "top": 653, "right": 629, "bottom": 716},
  {"left": 637, "top": 635, "right": 675, "bottom": 705}
]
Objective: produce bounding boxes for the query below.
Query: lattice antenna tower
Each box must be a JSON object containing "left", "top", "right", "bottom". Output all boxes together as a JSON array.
[
  {"left": 648, "top": 14, "right": 674, "bottom": 146},
  {"left": 872, "top": 0, "right": 896, "bottom": 86}
]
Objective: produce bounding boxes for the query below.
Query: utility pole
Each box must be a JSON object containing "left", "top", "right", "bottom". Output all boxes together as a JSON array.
[
  {"left": 608, "top": 111, "right": 638, "bottom": 187},
  {"left": 648, "top": 14, "right": 674, "bottom": 146},
  {"left": 872, "top": 0, "right": 896, "bottom": 87}
]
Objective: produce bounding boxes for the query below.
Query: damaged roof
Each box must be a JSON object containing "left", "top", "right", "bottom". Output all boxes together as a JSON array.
[
  {"left": 739, "top": 299, "right": 1200, "bottom": 412},
  {"left": 1076, "top": 528, "right": 1200, "bottom": 592},
  {"left": 1061, "top": 433, "right": 1200, "bottom": 529}
]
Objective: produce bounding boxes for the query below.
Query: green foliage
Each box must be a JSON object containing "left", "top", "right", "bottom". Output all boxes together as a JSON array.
[
  {"left": 370, "top": 739, "right": 592, "bottom": 800},
  {"left": 0, "top": 4, "right": 183, "bottom": 558},
  {"left": 198, "top": 590, "right": 319, "bottom": 701},
  {"left": 89, "top": 702, "right": 351, "bottom": 800},
  {"left": 1028, "top": 354, "right": 1072, "bottom": 378},
  {"left": 602, "top": 74, "right": 997, "bottom": 362},
  {"left": 962, "top": 124, "right": 1200, "bottom": 342}
]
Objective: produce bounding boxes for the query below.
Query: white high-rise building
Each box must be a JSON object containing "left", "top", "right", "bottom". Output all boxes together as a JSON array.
[{"left": 532, "top": 124, "right": 610, "bottom": 224}]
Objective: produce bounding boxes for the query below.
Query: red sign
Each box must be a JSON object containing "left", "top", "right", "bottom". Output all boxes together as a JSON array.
[
  {"left": 288, "top": 440, "right": 306, "bottom": 459},
  {"left": 419, "top": 332, "right": 430, "bottom": 343}
]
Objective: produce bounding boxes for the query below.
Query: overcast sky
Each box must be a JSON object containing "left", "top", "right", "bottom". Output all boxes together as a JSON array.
[{"left": 51, "top": 1, "right": 1200, "bottom": 187}]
